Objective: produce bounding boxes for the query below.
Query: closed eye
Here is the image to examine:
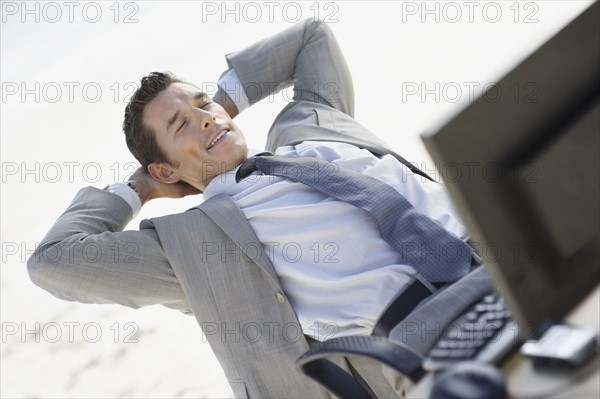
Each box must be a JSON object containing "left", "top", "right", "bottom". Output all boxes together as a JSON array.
[{"left": 176, "top": 119, "right": 187, "bottom": 133}]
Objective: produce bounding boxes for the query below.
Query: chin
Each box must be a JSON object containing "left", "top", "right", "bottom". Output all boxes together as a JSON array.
[
  {"left": 230, "top": 139, "right": 248, "bottom": 161},
  {"left": 228, "top": 152, "right": 248, "bottom": 171}
]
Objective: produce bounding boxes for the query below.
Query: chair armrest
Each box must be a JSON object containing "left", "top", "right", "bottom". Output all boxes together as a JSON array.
[{"left": 296, "top": 335, "right": 426, "bottom": 399}]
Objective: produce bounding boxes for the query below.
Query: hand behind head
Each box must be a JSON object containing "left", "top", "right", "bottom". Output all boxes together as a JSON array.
[{"left": 128, "top": 166, "right": 201, "bottom": 204}]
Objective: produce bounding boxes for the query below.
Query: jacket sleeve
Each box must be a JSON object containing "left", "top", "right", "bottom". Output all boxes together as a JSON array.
[
  {"left": 27, "top": 186, "right": 191, "bottom": 314},
  {"left": 224, "top": 18, "right": 355, "bottom": 117}
]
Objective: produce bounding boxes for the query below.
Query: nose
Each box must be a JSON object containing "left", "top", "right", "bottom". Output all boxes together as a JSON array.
[{"left": 195, "top": 108, "right": 215, "bottom": 130}]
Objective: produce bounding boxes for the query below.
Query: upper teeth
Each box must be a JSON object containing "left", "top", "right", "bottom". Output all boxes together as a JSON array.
[{"left": 209, "top": 130, "right": 228, "bottom": 148}]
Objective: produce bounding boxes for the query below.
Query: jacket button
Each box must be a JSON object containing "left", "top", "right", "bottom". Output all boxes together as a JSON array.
[{"left": 276, "top": 292, "right": 286, "bottom": 304}]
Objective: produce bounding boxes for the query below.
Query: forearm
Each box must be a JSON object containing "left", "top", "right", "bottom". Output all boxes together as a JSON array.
[
  {"left": 223, "top": 19, "right": 309, "bottom": 106},
  {"left": 29, "top": 187, "right": 135, "bottom": 303},
  {"left": 37, "top": 187, "right": 134, "bottom": 246},
  {"left": 27, "top": 187, "right": 189, "bottom": 312},
  {"left": 223, "top": 19, "right": 354, "bottom": 115}
]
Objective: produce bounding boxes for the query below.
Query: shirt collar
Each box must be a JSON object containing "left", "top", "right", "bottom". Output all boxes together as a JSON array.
[{"left": 203, "top": 148, "right": 263, "bottom": 200}]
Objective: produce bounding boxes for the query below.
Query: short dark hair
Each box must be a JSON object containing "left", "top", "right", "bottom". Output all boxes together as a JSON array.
[{"left": 123, "top": 72, "right": 185, "bottom": 168}]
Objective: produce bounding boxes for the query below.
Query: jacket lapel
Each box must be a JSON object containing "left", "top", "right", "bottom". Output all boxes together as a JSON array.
[{"left": 197, "top": 194, "right": 282, "bottom": 286}]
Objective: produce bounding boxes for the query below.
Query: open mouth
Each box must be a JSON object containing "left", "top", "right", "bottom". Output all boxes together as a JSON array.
[{"left": 208, "top": 129, "right": 229, "bottom": 150}]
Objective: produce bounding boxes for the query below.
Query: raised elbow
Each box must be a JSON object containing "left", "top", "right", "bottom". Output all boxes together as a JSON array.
[{"left": 26, "top": 244, "right": 73, "bottom": 302}]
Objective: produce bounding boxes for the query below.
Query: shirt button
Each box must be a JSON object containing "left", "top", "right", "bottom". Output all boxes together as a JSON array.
[{"left": 276, "top": 292, "right": 286, "bottom": 304}]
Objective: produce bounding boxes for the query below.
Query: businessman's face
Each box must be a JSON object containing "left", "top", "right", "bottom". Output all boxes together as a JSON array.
[{"left": 143, "top": 82, "right": 247, "bottom": 190}]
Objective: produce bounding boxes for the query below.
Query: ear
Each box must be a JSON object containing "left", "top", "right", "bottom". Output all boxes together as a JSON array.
[{"left": 147, "top": 162, "right": 179, "bottom": 184}]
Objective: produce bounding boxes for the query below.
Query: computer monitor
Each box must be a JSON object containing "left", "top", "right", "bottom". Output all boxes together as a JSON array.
[{"left": 421, "top": 1, "right": 599, "bottom": 338}]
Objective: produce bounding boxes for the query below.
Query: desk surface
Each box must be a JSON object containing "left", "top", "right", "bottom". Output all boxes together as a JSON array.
[{"left": 408, "top": 286, "right": 600, "bottom": 399}]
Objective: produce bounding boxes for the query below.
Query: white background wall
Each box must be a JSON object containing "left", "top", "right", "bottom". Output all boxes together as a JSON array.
[{"left": 1, "top": 1, "right": 593, "bottom": 397}]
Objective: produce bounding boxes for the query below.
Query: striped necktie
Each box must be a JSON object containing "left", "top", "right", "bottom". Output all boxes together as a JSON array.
[{"left": 236, "top": 154, "right": 473, "bottom": 283}]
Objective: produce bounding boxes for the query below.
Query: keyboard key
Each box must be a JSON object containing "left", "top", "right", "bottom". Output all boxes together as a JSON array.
[
  {"left": 486, "top": 311, "right": 509, "bottom": 321},
  {"left": 463, "top": 322, "right": 485, "bottom": 332},
  {"left": 456, "top": 341, "right": 474, "bottom": 349},
  {"left": 475, "top": 303, "right": 505, "bottom": 312},
  {"left": 437, "top": 340, "right": 460, "bottom": 349},
  {"left": 464, "top": 339, "right": 486, "bottom": 349},
  {"left": 445, "top": 328, "right": 464, "bottom": 340},
  {"left": 485, "top": 320, "right": 505, "bottom": 330},
  {"left": 465, "top": 311, "right": 479, "bottom": 321},
  {"left": 447, "top": 349, "right": 477, "bottom": 359},
  {"left": 464, "top": 330, "right": 490, "bottom": 340},
  {"left": 429, "top": 349, "right": 451, "bottom": 359},
  {"left": 483, "top": 294, "right": 497, "bottom": 304}
]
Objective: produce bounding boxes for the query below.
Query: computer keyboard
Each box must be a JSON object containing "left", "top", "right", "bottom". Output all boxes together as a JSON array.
[{"left": 423, "top": 292, "right": 522, "bottom": 371}]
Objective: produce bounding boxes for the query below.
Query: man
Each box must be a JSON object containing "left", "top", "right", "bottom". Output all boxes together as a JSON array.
[{"left": 28, "top": 19, "right": 471, "bottom": 398}]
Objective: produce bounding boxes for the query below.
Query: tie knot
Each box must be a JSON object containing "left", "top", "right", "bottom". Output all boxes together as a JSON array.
[{"left": 235, "top": 152, "right": 273, "bottom": 183}]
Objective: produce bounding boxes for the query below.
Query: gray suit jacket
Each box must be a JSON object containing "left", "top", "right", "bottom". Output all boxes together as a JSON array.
[{"left": 28, "top": 19, "right": 429, "bottom": 398}]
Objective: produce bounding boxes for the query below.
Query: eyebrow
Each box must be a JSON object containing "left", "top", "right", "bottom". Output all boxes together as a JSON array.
[{"left": 165, "top": 92, "right": 208, "bottom": 134}]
